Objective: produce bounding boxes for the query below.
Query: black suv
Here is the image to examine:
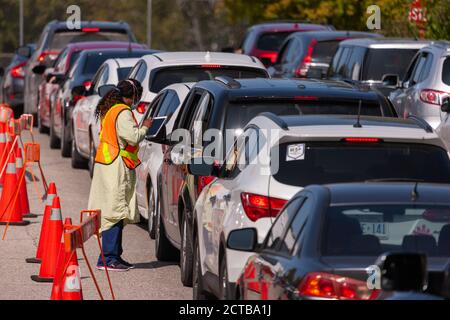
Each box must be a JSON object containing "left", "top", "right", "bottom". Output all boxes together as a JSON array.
[
  {"left": 148, "top": 77, "right": 398, "bottom": 287},
  {"left": 24, "top": 20, "right": 137, "bottom": 117}
]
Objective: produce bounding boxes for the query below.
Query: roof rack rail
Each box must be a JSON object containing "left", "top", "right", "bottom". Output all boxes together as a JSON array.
[
  {"left": 215, "top": 76, "right": 241, "bottom": 89},
  {"left": 258, "top": 112, "right": 289, "bottom": 130},
  {"left": 407, "top": 115, "right": 433, "bottom": 133}
]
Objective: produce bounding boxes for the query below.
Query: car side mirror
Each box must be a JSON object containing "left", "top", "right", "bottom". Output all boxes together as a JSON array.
[
  {"left": 376, "top": 252, "right": 427, "bottom": 292},
  {"left": 32, "top": 65, "right": 47, "bottom": 75},
  {"left": 441, "top": 96, "right": 450, "bottom": 113},
  {"left": 16, "top": 45, "right": 32, "bottom": 58},
  {"left": 227, "top": 228, "right": 258, "bottom": 252},
  {"left": 98, "top": 84, "right": 116, "bottom": 98},
  {"left": 382, "top": 74, "right": 400, "bottom": 87},
  {"left": 72, "top": 85, "right": 86, "bottom": 97}
]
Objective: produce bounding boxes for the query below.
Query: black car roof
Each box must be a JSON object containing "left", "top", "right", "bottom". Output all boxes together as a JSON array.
[
  {"left": 77, "top": 48, "right": 155, "bottom": 57},
  {"left": 47, "top": 20, "right": 131, "bottom": 30},
  {"left": 196, "top": 78, "right": 384, "bottom": 101},
  {"left": 287, "top": 30, "right": 381, "bottom": 42},
  {"left": 320, "top": 183, "right": 450, "bottom": 205}
]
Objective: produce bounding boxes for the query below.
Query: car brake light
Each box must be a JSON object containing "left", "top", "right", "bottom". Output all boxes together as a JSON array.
[
  {"left": 201, "top": 64, "right": 222, "bottom": 69},
  {"left": 136, "top": 102, "right": 149, "bottom": 114},
  {"left": 37, "top": 51, "right": 58, "bottom": 63},
  {"left": 294, "top": 96, "right": 319, "bottom": 101},
  {"left": 295, "top": 39, "right": 317, "bottom": 78},
  {"left": 241, "top": 193, "right": 287, "bottom": 222},
  {"left": 82, "top": 27, "right": 100, "bottom": 33},
  {"left": 343, "top": 138, "right": 381, "bottom": 143},
  {"left": 83, "top": 81, "right": 92, "bottom": 90},
  {"left": 11, "top": 62, "right": 26, "bottom": 79},
  {"left": 298, "top": 272, "right": 380, "bottom": 300},
  {"left": 197, "top": 176, "right": 215, "bottom": 194},
  {"left": 420, "top": 89, "right": 449, "bottom": 105}
]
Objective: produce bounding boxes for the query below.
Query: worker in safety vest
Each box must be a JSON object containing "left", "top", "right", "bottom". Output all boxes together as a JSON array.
[{"left": 88, "top": 79, "right": 152, "bottom": 272}]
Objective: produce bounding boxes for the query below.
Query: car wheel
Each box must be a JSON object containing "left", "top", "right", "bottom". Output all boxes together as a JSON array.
[
  {"left": 193, "top": 235, "right": 209, "bottom": 300},
  {"left": 180, "top": 210, "right": 194, "bottom": 287},
  {"left": 155, "top": 196, "right": 178, "bottom": 261},
  {"left": 71, "top": 128, "right": 88, "bottom": 169},
  {"left": 220, "top": 253, "right": 232, "bottom": 300},
  {"left": 147, "top": 183, "right": 156, "bottom": 239},
  {"left": 61, "top": 115, "right": 71, "bottom": 157},
  {"left": 88, "top": 136, "right": 95, "bottom": 178},
  {"left": 49, "top": 108, "right": 60, "bottom": 149}
]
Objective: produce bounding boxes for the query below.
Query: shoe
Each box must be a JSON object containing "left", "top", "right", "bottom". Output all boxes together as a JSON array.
[
  {"left": 119, "top": 258, "right": 135, "bottom": 269},
  {"left": 96, "top": 261, "right": 130, "bottom": 272}
]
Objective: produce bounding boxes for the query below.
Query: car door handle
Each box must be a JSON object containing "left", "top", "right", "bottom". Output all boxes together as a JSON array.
[
  {"left": 209, "top": 195, "right": 217, "bottom": 203},
  {"left": 223, "top": 194, "right": 231, "bottom": 202}
]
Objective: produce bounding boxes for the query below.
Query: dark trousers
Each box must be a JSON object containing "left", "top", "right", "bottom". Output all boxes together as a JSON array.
[{"left": 97, "top": 220, "right": 123, "bottom": 266}]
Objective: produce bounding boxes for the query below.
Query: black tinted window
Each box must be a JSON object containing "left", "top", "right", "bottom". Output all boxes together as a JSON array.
[
  {"left": 257, "top": 32, "right": 293, "bottom": 51},
  {"left": 323, "top": 204, "right": 450, "bottom": 258},
  {"left": 272, "top": 142, "right": 450, "bottom": 187},
  {"left": 363, "top": 49, "right": 418, "bottom": 81},
  {"left": 49, "top": 30, "right": 131, "bottom": 50},
  {"left": 442, "top": 57, "right": 450, "bottom": 86},
  {"left": 82, "top": 51, "right": 149, "bottom": 76},
  {"left": 150, "top": 67, "right": 267, "bottom": 93},
  {"left": 117, "top": 67, "right": 132, "bottom": 81},
  {"left": 312, "top": 40, "right": 342, "bottom": 63}
]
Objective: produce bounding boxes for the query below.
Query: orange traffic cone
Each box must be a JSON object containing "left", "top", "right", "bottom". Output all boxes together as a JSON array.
[
  {"left": 51, "top": 217, "right": 79, "bottom": 300},
  {"left": 15, "top": 147, "right": 37, "bottom": 219},
  {"left": 26, "top": 182, "right": 57, "bottom": 264},
  {"left": 61, "top": 252, "right": 83, "bottom": 300},
  {"left": 0, "top": 122, "right": 6, "bottom": 174},
  {"left": 0, "top": 133, "right": 11, "bottom": 185},
  {"left": 0, "top": 152, "right": 29, "bottom": 226},
  {"left": 31, "top": 196, "right": 63, "bottom": 283}
]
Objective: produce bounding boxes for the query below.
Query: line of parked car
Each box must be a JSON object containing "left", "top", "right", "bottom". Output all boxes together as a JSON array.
[{"left": 2, "top": 20, "right": 449, "bottom": 300}]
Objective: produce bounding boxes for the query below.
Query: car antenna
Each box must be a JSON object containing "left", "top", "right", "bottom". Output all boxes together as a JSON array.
[
  {"left": 353, "top": 100, "right": 363, "bottom": 128},
  {"left": 411, "top": 182, "right": 419, "bottom": 201}
]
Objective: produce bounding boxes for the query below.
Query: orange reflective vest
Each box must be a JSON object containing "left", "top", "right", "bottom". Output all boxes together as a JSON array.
[{"left": 95, "top": 104, "right": 141, "bottom": 170}]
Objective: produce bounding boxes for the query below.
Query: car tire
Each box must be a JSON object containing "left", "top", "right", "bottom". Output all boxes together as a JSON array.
[
  {"left": 155, "top": 197, "right": 178, "bottom": 262},
  {"left": 71, "top": 129, "right": 88, "bottom": 169},
  {"left": 88, "top": 136, "right": 95, "bottom": 179},
  {"left": 49, "top": 108, "right": 60, "bottom": 149},
  {"left": 193, "top": 235, "right": 209, "bottom": 300},
  {"left": 180, "top": 210, "right": 194, "bottom": 287},
  {"left": 219, "top": 253, "right": 232, "bottom": 300},
  {"left": 60, "top": 115, "right": 71, "bottom": 157},
  {"left": 147, "top": 183, "right": 156, "bottom": 239}
]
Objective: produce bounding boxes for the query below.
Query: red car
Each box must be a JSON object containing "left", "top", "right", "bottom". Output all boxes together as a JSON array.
[
  {"left": 35, "top": 41, "right": 146, "bottom": 133},
  {"left": 239, "top": 22, "right": 334, "bottom": 67}
]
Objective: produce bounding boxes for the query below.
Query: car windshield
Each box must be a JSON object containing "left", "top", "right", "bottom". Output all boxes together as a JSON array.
[
  {"left": 117, "top": 67, "right": 132, "bottom": 81},
  {"left": 323, "top": 204, "right": 450, "bottom": 258},
  {"left": 225, "top": 100, "right": 388, "bottom": 131},
  {"left": 362, "top": 48, "right": 418, "bottom": 81},
  {"left": 257, "top": 32, "right": 293, "bottom": 51},
  {"left": 272, "top": 142, "right": 450, "bottom": 187},
  {"left": 150, "top": 67, "right": 267, "bottom": 93},
  {"left": 49, "top": 30, "right": 131, "bottom": 50}
]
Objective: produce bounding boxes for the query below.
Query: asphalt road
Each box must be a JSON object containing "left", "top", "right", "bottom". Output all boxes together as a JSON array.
[{"left": 0, "top": 130, "right": 192, "bottom": 300}]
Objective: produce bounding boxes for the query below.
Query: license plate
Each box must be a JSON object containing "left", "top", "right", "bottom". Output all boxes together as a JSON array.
[{"left": 361, "top": 222, "right": 388, "bottom": 239}]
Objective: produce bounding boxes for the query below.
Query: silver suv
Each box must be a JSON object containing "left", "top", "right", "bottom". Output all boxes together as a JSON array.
[{"left": 389, "top": 41, "right": 450, "bottom": 129}]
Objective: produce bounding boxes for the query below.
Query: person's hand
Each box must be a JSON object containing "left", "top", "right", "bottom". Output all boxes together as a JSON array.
[{"left": 142, "top": 118, "right": 153, "bottom": 129}]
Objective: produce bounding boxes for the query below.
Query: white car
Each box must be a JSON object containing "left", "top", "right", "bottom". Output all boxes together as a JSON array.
[
  {"left": 71, "top": 57, "right": 140, "bottom": 175},
  {"left": 190, "top": 114, "right": 450, "bottom": 299},
  {"left": 127, "top": 51, "right": 268, "bottom": 123},
  {"left": 136, "top": 82, "right": 194, "bottom": 239}
]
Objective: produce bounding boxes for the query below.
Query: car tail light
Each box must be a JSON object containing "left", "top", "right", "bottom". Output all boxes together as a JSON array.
[
  {"left": 197, "top": 176, "right": 216, "bottom": 194},
  {"left": 37, "top": 51, "right": 58, "bottom": 63},
  {"left": 11, "top": 62, "right": 26, "bottom": 78},
  {"left": 294, "top": 96, "right": 319, "bottom": 101},
  {"left": 82, "top": 27, "right": 100, "bottom": 33},
  {"left": 83, "top": 81, "right": 92, "bottom": 91},
  {"left": 343, "top": 137, "right": 382, "bottom": 143},
  {"left": 136, "top": 102, "right": 149, "bottom": 114},
  {"left": 298, "top": 272, "right": 380, "bottom": 300},
  {"left": 420, "top": 89, "right": 449, "bottom": 105},
  {"left": 241, "top": 193, "right": 287, "bottom": 222},
  {"left": 294, "top": 39, "right": 317, "bottom": 78},
  {"left": 201, "top": 64, "right": 222, "bottom": 69},
  {"left": 72, "top": 95, "right": 85, "bottom": 105}
]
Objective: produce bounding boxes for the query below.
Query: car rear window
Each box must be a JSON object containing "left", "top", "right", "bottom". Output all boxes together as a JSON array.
[
  {"left": 49, "top": 30, "right": 131, "bottom": 50},
  {"left": 442, "top": 57, "right": 450, "bottom": 86},
  {"left": 272, "top": 142, "right": 450, "bottom": 187},
  {"left": 82, "top": 51, "right": 150, "bottom": 76},
  {"left": 225, "top": 100, "right": 389, "bottom": 131},
  {"left": 312, "top": 40, "right": 343, "bottom": 63},
  {"left": 117, "top": 67, "right": 132, "bottom": 81},
  {"left": 323, "top": 204, "right": 450, "bottom": 258},
  {"left": 363, "top": 48, "right": 418, "bottom": 81},
  {"left": 150, "top": 67, "right": 268, "bottom": 93},
  {"left": 256, "top": 32, "right": 293, "bottom": 51}
]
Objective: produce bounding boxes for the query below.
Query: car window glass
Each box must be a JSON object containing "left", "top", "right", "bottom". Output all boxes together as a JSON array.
[
  {"left": 224, "top": 127, "right": 259, "bottom": 178},
  {"left": 443, "top": 57, "right": 450, "bottom": 86},
  {"left": 402, "top": 53, "right": 420, "bottom": 83},
  {"left": 189, "top": 93, "right": 211, "bottom": 147},
  {"left": 97, "top": 66, "right": 109, "bottom": 88},
  {"left": 285, "top": 39, "right": 300, "bottom": 63},
  {"left": 328, "top": 47, "right": 343, "bottom": 76},
  {"left": 336, "top": 47, "right": 351, "bottom": 76},
  {"left": 143, "top": 93, "right": 164, "bottom": 121},
  {"left": 264, "top": 197, "right": 305, "bottom": 251},
  {"left": 345, "top": 47, "right": 365, "bottom": 80},
  {"left": 278, "top": 40, "right": 293, "bottom": 64},
  {"left": 128, "top": 61, "right": 141, "bottom": 79},
  {"left": 54, "top": 49, "right": 68, "bottom": 72},
  {"left": 411, "top": 54, "right": 427, "bottom": 85},
  {"left": 418, "top": 53, "right": 433, "bottom": 83},
  {"left": 135, "top": 61, "right": 148, "bottom": 83},
  {"left": 176, "top": 91, "right": 203, "bottom": 130},
  {"left": 92, "top": 66, "right": 105, "bottom": 93},
  {"left": 156, "top": 91, "right": 176, "bottom": 117}
]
